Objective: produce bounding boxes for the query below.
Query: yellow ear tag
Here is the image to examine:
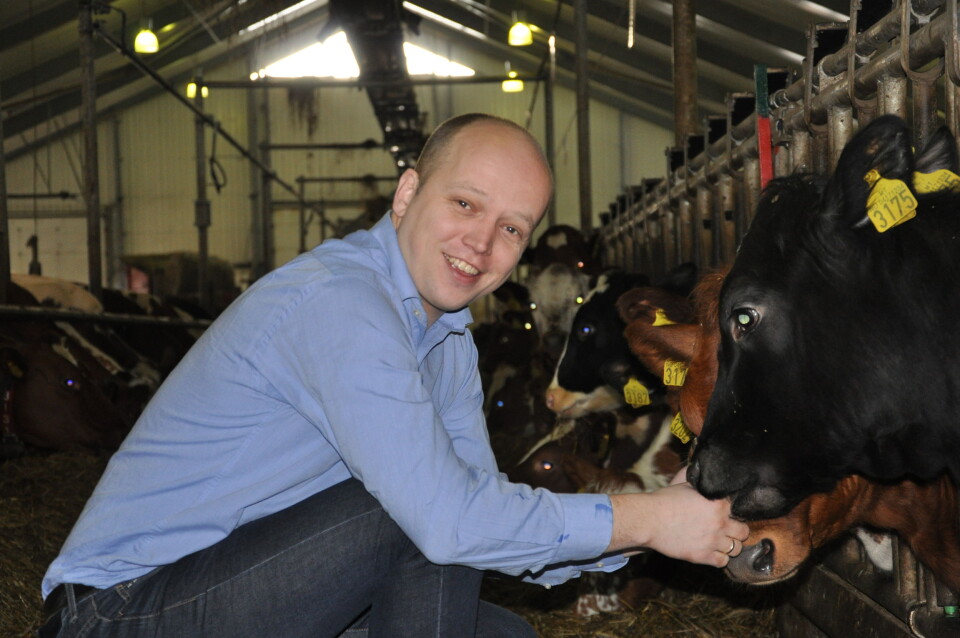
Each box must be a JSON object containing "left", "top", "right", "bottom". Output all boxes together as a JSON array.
[
  {"left": 864, "top": 169, "right": 917, "bottom": 232},
  {"left": 663, "top": 359, "right": 688, "bottom": 386},
  {"left": 913, "top": 169, "right": 960, "bottom": 194},
  {"left": 652, "top": 309, "right": 676, "bottom": 326},
  {"left": 623, "top": 377, "right": 650, "bottom": 407},
  {"left": 670, "top": 412, "right": 692, "bottom": 444}
]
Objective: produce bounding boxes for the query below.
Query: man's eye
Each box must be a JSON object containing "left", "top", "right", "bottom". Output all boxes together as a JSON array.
[
  {"left": 457, "top": 200, "right": 470, "bottom": 209},
  {"left": 505, "top": 226, "right": 519, "bottom": 235}
]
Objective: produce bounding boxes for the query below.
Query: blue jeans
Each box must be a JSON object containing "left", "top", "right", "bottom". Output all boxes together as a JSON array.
[{"left": 40, "top": 478, "right": 536, "bottom": 637}]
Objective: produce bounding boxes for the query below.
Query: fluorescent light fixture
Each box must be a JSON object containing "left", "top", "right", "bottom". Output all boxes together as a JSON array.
[
  {"left": 260, "top": 31, "right": 473, "bottom": 79},
  {"left": 240, "top": 0, "right": 322, "bottom": 35},
  {"left": 403, "top": 3, "right": 486, "bottom": 40}
]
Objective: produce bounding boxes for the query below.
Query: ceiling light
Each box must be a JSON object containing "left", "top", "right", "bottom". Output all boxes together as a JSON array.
[
  {"left": 501, "top": 70, "right": 524, "bottom": 93},
  {"left": 186, "top": 82, "right": 208, "bottom": 99},
  {"left": 134, "top": 21, "right": 159, "bottom": 54},
  {"left": 508, "top": 21, "right": 533, "bottom": 46}
]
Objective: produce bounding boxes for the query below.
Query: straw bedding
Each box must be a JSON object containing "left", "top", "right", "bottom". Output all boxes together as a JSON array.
[{"left": 2, "top": 450, "right": 779, "bottom": 637}]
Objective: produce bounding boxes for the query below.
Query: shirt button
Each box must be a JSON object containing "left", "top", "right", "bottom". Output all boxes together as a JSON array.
[
  {"left": 414, "top": 310, "right": 421, "bottom": 317},
  {"left": 543, "top": 584, "right": 551, "bottom": 590},
  {"left": 596, "top": 562, "right": 604, "bottom": 568}
]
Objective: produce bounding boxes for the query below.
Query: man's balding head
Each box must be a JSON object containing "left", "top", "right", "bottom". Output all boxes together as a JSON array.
[{"left": 414, "top": 114, "right": 553, "bottom": 195}]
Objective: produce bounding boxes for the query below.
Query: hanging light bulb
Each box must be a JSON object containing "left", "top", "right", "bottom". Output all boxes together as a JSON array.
[
  {"left": 501, "top": 70, "right": 524, "bottom": 93},
  {"left": 508, "top": 21, "right": 533, "bottom": 46},
  {"left": 186, "top": 82, "right": 208, "bottom": 99},
  {"left": 134, "top": 19, "right": 159, "bottom": 54}
]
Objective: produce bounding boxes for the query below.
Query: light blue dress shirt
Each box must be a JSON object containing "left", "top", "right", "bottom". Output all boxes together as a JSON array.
[{"left": 43, "top": 212, "right": 625, "bottom": 597}]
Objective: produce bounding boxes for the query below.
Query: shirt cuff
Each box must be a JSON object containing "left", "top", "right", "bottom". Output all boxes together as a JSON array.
[
  {"left": 524, "top": 492, "right": 631, "bottom": 586},
  {"left": 552, "top": 492, "right": 617, "bottom": 564}
]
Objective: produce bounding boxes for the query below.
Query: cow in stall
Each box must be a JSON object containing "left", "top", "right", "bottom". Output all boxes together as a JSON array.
[
  {"left": 520, "top": 224, "right": 597, "bottom": 366},
  {"left": 98, "top": 289, "right": 198, "bottom": 378},
  {"left": 0, "top": 282, "right": 137, "bottom": 454},
  {"left": 475, "top": 310, "right": 555, "bottom": 441},
  {"left": 621, "top": 267, "right": 960, "bottom": 592},
  {"left": 524, "top": 223, "right": 600, "bottom": 277},
  {"left": 683, "top": 116, "right": 960, "bottom": 523},
  {"left": 526, "top": 262, "right": 590, "bottom": 365},
  {"left": 13, "top": 274, "right": 162, "bottom": 402},
  {"left": 507, "top": 402, "right": 679, "bottom": 616},
  {"left": 507, "top": 268, "right": 697, "bottom": 615},
  {"left": 544, "top": 266, "right": 696, "bottom": 418}
]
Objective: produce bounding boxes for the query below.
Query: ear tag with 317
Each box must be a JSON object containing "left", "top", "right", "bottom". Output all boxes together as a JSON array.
[{"left": 663, "top": 359, "right": 688, "bottom": 386}]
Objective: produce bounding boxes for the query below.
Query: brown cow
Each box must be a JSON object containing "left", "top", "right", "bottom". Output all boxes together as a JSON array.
[
  {"left": 0, "top": 282, "right": 147, "bottom": 454},
  {"left": 619, "top": 269, "right": 960, "bottom": 592}
]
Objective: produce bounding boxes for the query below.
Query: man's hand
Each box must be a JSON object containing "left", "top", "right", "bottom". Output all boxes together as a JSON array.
[{"left": 606, "top": 480, "right": 749, "bottom": 568}]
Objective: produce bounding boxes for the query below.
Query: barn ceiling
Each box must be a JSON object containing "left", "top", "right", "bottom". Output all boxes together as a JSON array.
[{"left": 1, "top": 0, "right": 852, "bottom": 163}]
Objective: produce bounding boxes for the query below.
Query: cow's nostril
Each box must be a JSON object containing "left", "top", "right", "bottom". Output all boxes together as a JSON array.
[
  {"left": 685, "top": 459, "right": 700, "bottom": 487},
  {"left": 753, "top": 538, "right": 775, "bottom": 574}
]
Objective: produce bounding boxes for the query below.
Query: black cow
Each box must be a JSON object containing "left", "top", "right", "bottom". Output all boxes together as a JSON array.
[
  {"left": 687, "top": 115, "right": 960, "bottom": 520},
  {"left": 544, "top": 266, "right": 697, "bottom": 418}
]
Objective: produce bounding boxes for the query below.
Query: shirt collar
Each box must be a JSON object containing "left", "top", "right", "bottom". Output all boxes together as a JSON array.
[{"left": 369, "top": 211, "right": 473, "bottom": 332}]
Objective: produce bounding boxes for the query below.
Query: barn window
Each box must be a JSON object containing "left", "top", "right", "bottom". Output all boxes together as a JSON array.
[{"left": 256, "top": 31, "right": 474, "bottom": 80}]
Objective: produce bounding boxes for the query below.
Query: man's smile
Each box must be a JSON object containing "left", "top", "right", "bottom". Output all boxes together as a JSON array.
[{"left": 444, "top": 253, "right": 480, "bottom": 276}]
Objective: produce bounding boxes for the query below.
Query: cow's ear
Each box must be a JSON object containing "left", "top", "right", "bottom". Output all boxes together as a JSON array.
[
  {"left": 824, "top": 115, "right": 914, "bottom": 226},
  {"left": 915, "top": 126, "right": 959, "bottom": 174}
]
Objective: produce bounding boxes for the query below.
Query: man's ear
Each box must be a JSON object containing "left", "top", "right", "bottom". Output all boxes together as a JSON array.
[{"left": 392, "top": 169, "right": 420, "bottom": 219}]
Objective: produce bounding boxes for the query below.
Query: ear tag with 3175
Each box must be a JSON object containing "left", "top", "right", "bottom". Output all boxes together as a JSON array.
[{"left": 864, "top": 169, "right": 917, "bottom": 232}]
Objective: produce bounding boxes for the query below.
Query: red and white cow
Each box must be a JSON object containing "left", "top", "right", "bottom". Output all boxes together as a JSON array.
[{"left": 1, "top": 282, "right": 137, "bottom": 453}]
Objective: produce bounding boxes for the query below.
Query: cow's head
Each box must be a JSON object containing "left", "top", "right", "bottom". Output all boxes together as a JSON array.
[
  {"left": 687, "top": 115, "right": 960, "bottom": 519},
  {"left": 544, "top": 270, "right": 654, "bottom": 417}
]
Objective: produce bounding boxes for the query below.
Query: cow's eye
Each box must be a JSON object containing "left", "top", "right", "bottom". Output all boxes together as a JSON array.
[
  {"left": 732, "top": 307, "right": 760, "bottom": 337},
  {"left": 62, "top": 377, "right": 80, "bottom": 390},
  {"left": 576, "top": 324, "right": 595, "bottom": 340}
]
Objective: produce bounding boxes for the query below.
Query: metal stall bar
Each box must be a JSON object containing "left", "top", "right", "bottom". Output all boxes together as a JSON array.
[
  {"left": 0, "top": 303, "right": 210, "bottom": 329},
  {"left": 193, "top": 81, "right": 211, "bottom": 312},
  {"left": 596, "top": 2, "right": 960, "bottom": 635},
  {"left": 90, "top": 28, "right": 334, "bottom": 283},
  {"left": 200, "top": 73, "right": 552, "bottom": 258},
  {"left": 574, "top": 0, "right": 592, "bottom": 233},
  {"left": 79, "top": 0, "right": 103, "bottom": 300},
  {"left": 0, "top": 82, "right": 9, "bottom": 303}
]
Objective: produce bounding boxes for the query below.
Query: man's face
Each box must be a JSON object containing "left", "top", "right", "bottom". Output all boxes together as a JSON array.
[{"left": 392, "top": 123, "right": 551, "bottom": 324}]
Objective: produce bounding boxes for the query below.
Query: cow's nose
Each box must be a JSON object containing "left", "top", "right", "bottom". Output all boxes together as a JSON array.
[{"left": 685, "top": 458, "right": 701, "bottom": 488}]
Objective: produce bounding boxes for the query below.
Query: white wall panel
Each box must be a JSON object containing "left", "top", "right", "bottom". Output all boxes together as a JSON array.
[{"left": 4, "top": 25, "right": 676, "bottom": 287}]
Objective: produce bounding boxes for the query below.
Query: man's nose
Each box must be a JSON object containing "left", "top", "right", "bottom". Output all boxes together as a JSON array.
[{"left": 464, "top": 219, "right": 496, "bottom": 254}]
